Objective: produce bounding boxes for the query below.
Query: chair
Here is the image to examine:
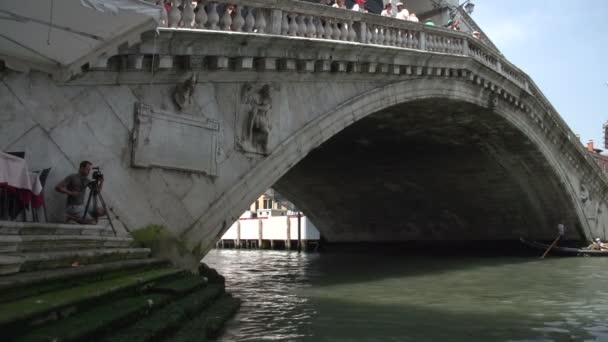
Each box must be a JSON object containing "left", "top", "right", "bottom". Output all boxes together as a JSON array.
[{"left": 32, "top": 167, "right": 52, "bottom": 222}]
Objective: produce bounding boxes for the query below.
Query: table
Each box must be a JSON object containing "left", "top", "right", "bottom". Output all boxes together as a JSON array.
[{"left": 0, "top": 152, "right": 44, "bottom": 220}]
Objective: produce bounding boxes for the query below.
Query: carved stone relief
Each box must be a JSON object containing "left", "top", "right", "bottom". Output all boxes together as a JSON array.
[
  {"left": 173, "top": 75, "right": 197, "bottom": 111},
  {"left": 131, "top": 103, "right": 219, "bottom": 176},
  {"left": 235, "top": 83, "right": 280, "bottom": 155}
]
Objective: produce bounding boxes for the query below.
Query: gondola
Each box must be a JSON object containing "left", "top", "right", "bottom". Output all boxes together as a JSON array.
[{"left": 519, "top": 237, "right": 608, "bottom": 256}]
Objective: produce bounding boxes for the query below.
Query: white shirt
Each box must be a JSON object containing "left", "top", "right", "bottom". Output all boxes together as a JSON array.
[
  {"left": 381, "top": 9, "right": 393, "bottom": 17},
  {"left": 395, "top": 8, "right": 409, "bottom": 20},
  {"left": 351, "top": 4, "right": 367, "bottom": 12},
  {"left": 408, "top": 14, "right": 419, "bottom": 22}
]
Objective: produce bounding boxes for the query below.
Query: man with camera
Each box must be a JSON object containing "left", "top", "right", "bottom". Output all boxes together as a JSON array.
[{"left": 55, "top": 161, "right": 106, "bottom": 224}]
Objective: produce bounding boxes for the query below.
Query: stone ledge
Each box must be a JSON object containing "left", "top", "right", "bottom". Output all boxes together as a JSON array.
[
  {"left": 10, "top": 248, "right": 151, "bottom": 272},
  {"left": 0, "top": 255, "right": 25, "bottom": 276}
]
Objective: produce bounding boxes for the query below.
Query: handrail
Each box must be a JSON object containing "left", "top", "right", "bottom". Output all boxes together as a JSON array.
[{"left": 156, "top": 0, "right": 530, "bottom": 90}]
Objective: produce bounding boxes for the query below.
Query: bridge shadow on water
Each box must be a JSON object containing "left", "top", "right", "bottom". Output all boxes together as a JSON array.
[
  {"left": 207, "top": 243, "right": 608, "bottom": 341},
  {"left": 304, "top": 240, "right": 583, "bottom": 287},
  {"left": 295, "top": 241, "right": 603, "bottom": 341}
]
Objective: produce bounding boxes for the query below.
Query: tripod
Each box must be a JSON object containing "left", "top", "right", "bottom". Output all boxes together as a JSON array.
[{"left": 82, "top": 180, "right": 117, "bottom": 235}]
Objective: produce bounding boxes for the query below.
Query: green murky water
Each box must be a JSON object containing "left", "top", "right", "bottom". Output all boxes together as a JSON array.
[{"left": 203, "top": 249, "right": 608, "bottom": 341}]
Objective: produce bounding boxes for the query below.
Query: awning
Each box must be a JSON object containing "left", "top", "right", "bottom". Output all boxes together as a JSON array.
[{"left": 0, "top": 0, "right": 162, "bottom": 81}]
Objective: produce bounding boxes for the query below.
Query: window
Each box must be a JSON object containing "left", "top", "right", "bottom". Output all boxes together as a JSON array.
[{"left": 263, "top": 199, "right": 273, "bottom": 209}]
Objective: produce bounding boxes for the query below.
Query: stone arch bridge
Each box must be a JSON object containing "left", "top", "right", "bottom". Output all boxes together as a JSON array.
[{"left": 1, "top": 0, "right": 607, "bottom": 259}]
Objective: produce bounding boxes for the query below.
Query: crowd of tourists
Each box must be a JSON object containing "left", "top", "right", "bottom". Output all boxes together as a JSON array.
[{"left": 157, "top": 0, "right": 482, "bottom": 39}]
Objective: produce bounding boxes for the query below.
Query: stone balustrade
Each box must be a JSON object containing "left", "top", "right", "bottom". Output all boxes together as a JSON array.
[{"left": 152, "top": 0, "right": 528, "bottom": 91}]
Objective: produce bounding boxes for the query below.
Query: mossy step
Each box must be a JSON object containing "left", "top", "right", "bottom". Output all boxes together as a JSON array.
[
  {"left": 103, "top": 283, "right": 225, "bottom": 342},
  {"left": 15, "top": 235, "right": 133, "bottom": 252},
  {"left": 0, "top": 258, "right": 169, "bottom": 304},
  {"left": 0, "top": 267, "right": 183, "bottom": 330},
  {"left": 147, "top": 273, "right": 207, "bottom": 295},
  {"left": 16, "top": 247, "right": 151, "bottom": 272},
  {"left": 10, "top": 273, "right": 200, "bottom": 342},
  {"left": 12, "top": 292, "right": 172, "bottom": 342},
  {"left": 0, "top": 221, "right": 110, "bottom": 236},
  {"left": 168, "top": 294, "right": 241, "bottom": 342}
]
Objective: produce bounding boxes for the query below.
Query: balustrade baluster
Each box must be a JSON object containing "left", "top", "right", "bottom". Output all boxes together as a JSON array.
[
  {"left": 316, "top": 18, "right": 325, "bottom": 39},
  {"left": 324, "top": 19, "right": 333, "bottom": 39},
  {"left": 281, "top": 12, "right": 289, "bottom": 35},
  {"left": 168, "top": 0, "right": 182, "bottom": 28},
  {"left": 296, "top": 15, "right": 306, "bottom": 36},
  {"left": 254, "top": 7, "right": 266, "bottom": 33},
  {"left": 182, "top": 0, "right": 195, "bottom": 28},
  {"left": 384, "top": 28, "right": 391, "bottom": 46},
  {"left": 195, "top": 2, "right": 208, "bottom": 29},
  {"left": 371, "top": 26, "right": 378, "bottom": 44},
  {"left": 365, "top": 26, "right": 372, "bottom": 44},
  {"left": 244, "top": 7, "right": 255, "bottom": 32},
  {"left": 289, "top": 14, "right": 298, "bottom": 36},
  {"left": 377, "top": 27, "right": 384, "bottom": 45},
  {"left": 340, "top": 22, "right": 349, "bottom": 41},
  {"left": 348, "top": 21, "right": 356, "bottom": 41},
  {"left": 395, "top": 30, "right": 403, "bottom": 47},
  {"left": 232, "top": 6, "right": 245, "bottom": 31},
  {"left": 207, "top": 2, "right": 220, "bottom": 30},
  {"left": 331, "top": 22, "right": 340, "bottom": 40},
  {"left": 307, "top": 16, "right": 316, "bottom": 37},
  {"left": 220, "top": 6, "right": 232, "bottom": 31}
]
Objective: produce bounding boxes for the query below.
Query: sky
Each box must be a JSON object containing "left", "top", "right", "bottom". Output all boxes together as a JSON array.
[{"left": 472, "top": 0, "right": 608, "bottom": 151}]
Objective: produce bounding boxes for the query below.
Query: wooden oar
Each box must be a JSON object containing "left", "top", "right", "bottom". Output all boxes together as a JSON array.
[{"left": 540, "top": 234, "right": 561, "bottom": 259}]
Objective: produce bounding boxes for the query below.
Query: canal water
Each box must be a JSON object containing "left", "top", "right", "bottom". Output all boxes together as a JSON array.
[{"left": 203, "top": 248, "right": 608, "bottom": 341}]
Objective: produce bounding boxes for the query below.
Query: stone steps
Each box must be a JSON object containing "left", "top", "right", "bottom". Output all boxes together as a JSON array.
[
  {"left": 0, "top": 234, "right": 134, "bottom": 253},
  {"left": 11, "top": 248, "right": 151, "bottom": 272},
  {"left": 4, "top": 271, "right": 232, "bottom": 341},
  {"left": 0, "top": 221, "right": 113, "bottom": 237},
  {"left": 0, "top": 258, "right": 169, "bottom": 302},
  {"left": 0, "top": 267, "right": 186, "bottom": 337},
  {"left": 0, "top": 255, "right": 25, "bottom": 276}
]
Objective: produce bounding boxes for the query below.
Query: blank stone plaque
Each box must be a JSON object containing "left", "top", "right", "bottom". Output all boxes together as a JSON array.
[{"left": 132, "top": 103, "right": 219, "bottom": 176}]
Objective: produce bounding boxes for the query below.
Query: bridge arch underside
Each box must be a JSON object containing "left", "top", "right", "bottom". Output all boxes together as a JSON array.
[{"left": 274, "top": 99, "right": 582, "bottom": 243}]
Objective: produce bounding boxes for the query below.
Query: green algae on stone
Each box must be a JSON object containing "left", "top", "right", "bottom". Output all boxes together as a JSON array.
[
  {"left": 169, "top": 294, "right": 241, "bottom": 342},
  {"left": 14, "top": 293, "right": 171, "bottom": 342},
  {"left": 131, "top": 225, "right": 201, "bottom": 271},
  {"left": 103, "top": 284, "right": 224, "bottom": 342},
  {"left": 0, "top": 268, "right": 182, "bottom": 327}
]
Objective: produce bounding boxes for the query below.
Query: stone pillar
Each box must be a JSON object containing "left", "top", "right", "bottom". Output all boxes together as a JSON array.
[
  {"left": 270, "top": 9, "right": 283, "bottom": 35},
  {"left": 355, "top": 21, "right": 367, "bottom": 43},
  {"left": 419, "top": 31, "right": 426, "bottom": 51}
]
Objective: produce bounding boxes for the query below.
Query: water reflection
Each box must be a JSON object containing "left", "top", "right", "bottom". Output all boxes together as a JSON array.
[{"left": 204, "top": 249, "right": 608, "bottom": 341}]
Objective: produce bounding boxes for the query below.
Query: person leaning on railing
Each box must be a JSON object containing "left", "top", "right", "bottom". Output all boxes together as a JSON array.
[
  {"left": 381, "top": 3, "right": 393, "bottom": 17},
  {"left": 332, "top": 0, "right": 346, "bottom": 9},
  {"left": 395, "top": 2, "right": 409, "bottom": 19},
  {"left": 351, "top": 0, "right": 368, "bottom": 13}
]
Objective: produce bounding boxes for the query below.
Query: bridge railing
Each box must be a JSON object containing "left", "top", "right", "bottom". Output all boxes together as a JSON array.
[{"left": 156, "top": 0, "right": 528, "bottom": 90}]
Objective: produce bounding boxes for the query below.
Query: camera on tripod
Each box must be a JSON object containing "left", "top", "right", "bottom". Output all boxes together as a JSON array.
[
  {"left": 92, "top": 167, "right": 104, "bottom": 182},
  {"left": 87, "top": 167, "right": 104, "bottom": 191}
]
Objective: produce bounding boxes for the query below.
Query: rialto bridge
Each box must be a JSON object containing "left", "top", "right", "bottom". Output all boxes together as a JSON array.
[{"left": 1, "top": 0, "right": 607, "bottom": 262}]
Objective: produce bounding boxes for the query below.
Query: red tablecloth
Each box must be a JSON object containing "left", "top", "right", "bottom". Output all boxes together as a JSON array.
[{"left": 0, "top": 152, "right": 44, "bottom": 209}]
